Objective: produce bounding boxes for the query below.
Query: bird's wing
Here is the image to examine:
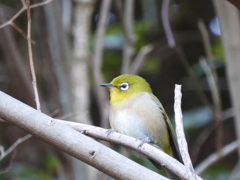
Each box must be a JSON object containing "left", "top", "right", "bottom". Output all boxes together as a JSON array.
[{"left": 151, "top": 95, "right": 183, "bottom": 163}]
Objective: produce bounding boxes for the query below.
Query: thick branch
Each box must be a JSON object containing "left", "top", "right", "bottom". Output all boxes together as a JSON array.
[
  {"left": 0, "top": 91, "right": 166, "bottom": 180},
  {"left": 213, "top": 0, "right": 240, "bottom": 159},
  {"left": 0, "top": 91, "right": 204, "bottom": 180},
  {"left": 58, "top": 120, "right": 189, "bottom": 179}
]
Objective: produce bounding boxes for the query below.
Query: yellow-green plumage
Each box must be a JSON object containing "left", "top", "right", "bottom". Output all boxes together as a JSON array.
[
  {"left": 100, "top": 74, "right": 182, "bottom": 168},
  {"left": 109, "top": 75, "right": 152, "bottom": 105}
]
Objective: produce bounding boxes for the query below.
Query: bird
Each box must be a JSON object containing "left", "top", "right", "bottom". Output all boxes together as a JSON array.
[{"left": 100, "top": 74, "right": 182, "bottom": 178}]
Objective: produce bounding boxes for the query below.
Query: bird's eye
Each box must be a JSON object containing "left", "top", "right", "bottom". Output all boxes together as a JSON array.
[{"left": 120, "top": 82, "right": 129, "bottom": 91}]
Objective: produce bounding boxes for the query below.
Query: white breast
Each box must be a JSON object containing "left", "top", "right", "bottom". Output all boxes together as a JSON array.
[{"left": 110, "top": 92, "right": 167, "bottom": 142}]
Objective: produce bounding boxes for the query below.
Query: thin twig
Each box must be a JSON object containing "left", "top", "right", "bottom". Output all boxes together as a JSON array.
[
  {"left": 0, "top": 0, "right": 49, "bottom": 169},
  {"left": 0, "top": 1, "right": 42, "bottom": 163},
  {"left": 198, "top": 20, "right": 223, "bottom": 152},
  {"left": 199, "top": 57, "right": 223, "bottom": 151},
  {"left": 161, "top": 0, "right": 175, "bottom": 48},
  {"left": 122, "top": 0, "right": 135, "bottom": 43},
  {"left": 10, "top": 22, "right": 35, "bottom": 44},
  {"left": 92, "top": 0, "right": 112, "bottom": 128},
  {"left": 195, "top": 140, "right": 240, "bottom": 174},
  {"left": 29, "top": 0, "right": 54, "bottom": 8},
  {"left": 0, "top": 7, "right": 25, "bottom": 29},
  {"left": 197, "top": 20, "right": 214, "bottom": 59},
  {"left": 130, "top": 44, "right": 153, "bottom": 74},
  {"left": 121, "top": 0, "right": 135, "bottom": 74},
  {"left": 25, "top": 0, "right": 41, "bottom": 111},
  {"left": 0, "top": 0, "right": 54, "bottom": 29},
  {"left": 174, "top": 47, "right": 212, "bottom": 109},
  {"left": 191, "top": 107, "right": 234, "bottom": 163},
  {"left": 174, "top": 85, "right": 197, "bottom": 180},
  {"left": 0, "top": 134, "right": 32, "bottom": 161},
  {"left": 0, "top": 150, "right": 15, "bottom": 174}
]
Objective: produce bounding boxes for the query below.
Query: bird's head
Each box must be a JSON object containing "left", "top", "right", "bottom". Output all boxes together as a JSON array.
[{"left": 100, "top": 74, "right": 152, "bottom": 105}]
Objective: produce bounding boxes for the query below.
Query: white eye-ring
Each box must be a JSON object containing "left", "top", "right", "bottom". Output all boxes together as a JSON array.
[{"left": 120, "top": 82, "right": 129, "bottom": 91}]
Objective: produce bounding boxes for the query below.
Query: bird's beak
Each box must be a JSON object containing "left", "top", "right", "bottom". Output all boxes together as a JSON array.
[{"left": 99, "top": 83, "right": 116, "bottom": 89}]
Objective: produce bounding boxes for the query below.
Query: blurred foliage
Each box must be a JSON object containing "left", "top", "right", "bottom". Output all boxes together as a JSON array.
[
  {"left": 134, "top": 22, "right": 149, "bottom": 50},
  {"left": 202, "top": 163, "right": 233, "bottom": 180},
  {"left": 0, "top": 154, "right": 58, "bottom": 180},
  {"left": 212, "top": 37, "right": 224, "bottom": 62}
]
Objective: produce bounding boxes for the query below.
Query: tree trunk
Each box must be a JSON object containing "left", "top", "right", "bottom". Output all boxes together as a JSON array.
[
  {"left": 71, "top": 0, "right": 101, "bottom": 179},
  {"left": 213, "top": 0, "right": 240, "bottom": 162}
]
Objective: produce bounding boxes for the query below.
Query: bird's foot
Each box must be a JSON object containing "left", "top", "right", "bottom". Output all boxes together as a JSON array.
[
  {"left": 138, "top": 137, "right": 153, "bottom": 148},
  {"left": 106, "top": 128, "right": 114, "bottom": 136}
]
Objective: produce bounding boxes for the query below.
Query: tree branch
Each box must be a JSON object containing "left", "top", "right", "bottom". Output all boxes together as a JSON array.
[
  {"left": 161, "top": 0, "right": 175, "bottom": 47},
  {"left": 25, "top": 0, "right": 41, "bottom": 111},
  {"left": 213, "top": 0, "right": 240, "bottom": 159},
  {"left": 195, "top": 140, "right": 240, "bottom": 175},
  {"left": 92, "top": 0, "right": 112, "bottom": 128},
  {"left": 121, "top": 0, "right": 135, "bottom": 74},
  {"left": 0, "top": 0, "right": 54, "bottom": 29},
  {"left": 130, "top": 44, "right": 153, "bottom": 75},
  {"left": 0, "top": 91, "right": 203, "bottom": 180},
  {"left": 0, "top": 91, "right": 168, "bottom": 180},
  {"left": 58, "top": 120, "right": 188, "bottom": 179},
  {"left": 0, "top": 134, "right": 31, "bottom": 161},
  {"left": 174, "top": 85, "right": 198, "bottom": 179}
]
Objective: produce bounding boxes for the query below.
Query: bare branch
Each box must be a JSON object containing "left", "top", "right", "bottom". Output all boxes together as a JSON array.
[
  {"left": 191, "top": 108, "right": 234, "bottom": 163},
  {"left": 198, "top": 19, "right": 223, "bottom": 153},
  {"left": 0, "top": 0, "right": 46, "bottom": 167},
  {"left": 161, "top": 0, "right": 175, "bottom": 48},
  {"left": 213, "top": 0, "right": 240, "bottom": 158},
  {"left": 59, "top": 120, "right": 199, "bottom": 180},
  {"left": 121, "top": 0, "right": 136, "bottom": 74},
  {"left": 0, "top": 0, "right": 54, "bottom": 29},
  {"left": 0, "top": 134, "right": 31, "bottom": 161},
  {"left": 25, "top": 0, "right": 41, "bottom": 111},
  {"left": 0, "top": 89, "right": 206, "bottom": 180},
  {"left": 10, "top": 23, "right": 35, "bottom": 44},
  {"left": 197, "top": 20, "right": 214, "bottom": 60},
  {"left": 174, "top": 85, "right": 198, "bottom": 180},
  {"left": 122, "top": 0, "right": 135, "bottom": 43},
  {"left": 174, "top": 47, "right": 212, "bottom": 110},
  {"left": 92, "top": 0, "right": 112, "bottom": 128},
  {"left": 0, "top": 7, "right": 25, "bottom": 29},
  {"left": 195, "top": 140, "right": 240, "bottom": 175},
  {"left": 199, "top": 57, "right": 223, "bottom": 151},
  {"left": 130, "top": 44, "right": 153, "bottom": 75},
  {"left": 0, "top": 91, "right": 167, "bottom": 180},
  {"left": 29, "top": 0, "right": 54, "bottom": 8}
]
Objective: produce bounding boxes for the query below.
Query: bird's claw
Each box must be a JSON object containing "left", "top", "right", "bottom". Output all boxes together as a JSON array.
[
  {"left": 106, "top": 128, "right": 114, "bottom": 136},
  {"left": 138, "top": 140, "right": 146, "bottom": 148},
  {"left": 138, "top": 137, "right": 153, "bottom": 148}
]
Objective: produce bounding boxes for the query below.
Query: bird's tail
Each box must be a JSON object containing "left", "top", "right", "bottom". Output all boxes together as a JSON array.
[{"left": 149, "top": 158, "right": 181, "bottom": 180}]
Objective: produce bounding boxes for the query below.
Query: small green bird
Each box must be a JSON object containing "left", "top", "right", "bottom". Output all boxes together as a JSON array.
[{"left": 100, "top": 74, "right": 182, "bottom": 173}]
